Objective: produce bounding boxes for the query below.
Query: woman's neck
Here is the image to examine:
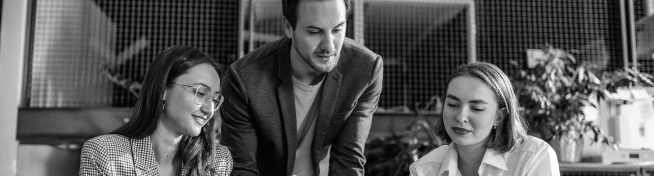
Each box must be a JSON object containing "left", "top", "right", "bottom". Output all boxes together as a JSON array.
[
  {"left": 455, "top": 143, "right": 486, "bottom": 176},
  {"left": 151, "top": 122, "right": 183, "bottom": 165}
]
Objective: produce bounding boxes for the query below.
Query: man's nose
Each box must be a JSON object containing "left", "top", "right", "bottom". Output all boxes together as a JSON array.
[{"left": 320, "top": 33, "right": 335, "bottom": 52}]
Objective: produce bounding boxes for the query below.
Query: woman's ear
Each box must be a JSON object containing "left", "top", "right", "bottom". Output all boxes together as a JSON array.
[
  {"left": 162, "top": 90, "right": 167, "bottom": 101},
  {"left": 495, "top": 107, "right": 507, "bottom": 126}
]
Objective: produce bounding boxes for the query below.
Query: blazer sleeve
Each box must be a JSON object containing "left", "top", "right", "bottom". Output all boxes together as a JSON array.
[
  {"left": 329, "top": 56, "right": 383, "bottom": 175},
  {"left": 79, "top": 140, "right": 103, "bottom": 176},
  {"left": 220, "top": 66, "right": 258, "bottom": 176}
]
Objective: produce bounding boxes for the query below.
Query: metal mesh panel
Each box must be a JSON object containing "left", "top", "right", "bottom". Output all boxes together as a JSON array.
[
  {"left": 561, "top": 171, "right": 640, "bottom": 176},
  {"left": 363, "top": 1, "right": 471, "bottom": 112},
  {"left": 560, "top": 163, "right": 644, "bottom": 176},
  {"left": 476, "top": 0, "right": 624, "bottom": 77},
  {"left": 636, "top": 0, "right": 654, "bottom": 75},
  {"left": 28, "top": 0, "right": 239, "bottom": 107}
]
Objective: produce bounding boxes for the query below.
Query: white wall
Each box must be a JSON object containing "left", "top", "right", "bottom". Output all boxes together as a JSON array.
[{"left": 0, "top": 0, "right": 29, "bottom": 175}]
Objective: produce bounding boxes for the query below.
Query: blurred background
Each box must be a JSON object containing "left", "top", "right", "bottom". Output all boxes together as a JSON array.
[{"left": 2, "top": 0, "right": 654, "bottom": 175}]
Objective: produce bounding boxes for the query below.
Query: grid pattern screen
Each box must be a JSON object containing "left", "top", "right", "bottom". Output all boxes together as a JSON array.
[
  {"left": 476, "top": 0, "right": 625, "bottom": 77},
  {"left": 27, "top": 0, "right": 637, "bottom": 110},
  {"left": 635, "top": 0, "right": 654, "bottom": 74},
  {"left": 561, "top": 171, "right": 641, "bottom": 176},
  {"left": 29, "top": 0, "right": 239, "bottom": 107},
  {"left": 363, "top": 1, "right": 470, "bottom": 113}
]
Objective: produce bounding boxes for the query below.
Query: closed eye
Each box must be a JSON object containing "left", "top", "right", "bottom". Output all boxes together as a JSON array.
[
  {"left": 307, "top": 30, "right": 320, "bottom": 35},
  {"left": 332, "top": 28, "right": 342, "bottom": 34}
]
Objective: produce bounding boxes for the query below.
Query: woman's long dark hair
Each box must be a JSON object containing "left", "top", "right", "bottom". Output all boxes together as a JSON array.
[{"left": 112, "top": 45, "right": 225, "bottom": 175}]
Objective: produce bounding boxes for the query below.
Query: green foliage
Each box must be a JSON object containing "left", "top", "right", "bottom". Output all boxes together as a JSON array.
[
  {"left": 513, "top": 46, "right": 620, "bottom": 148},
  {"left": 364, "top": 96, "right": 442, "bottom": 176}
]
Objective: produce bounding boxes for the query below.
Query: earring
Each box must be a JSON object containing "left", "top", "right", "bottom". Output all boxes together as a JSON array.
[
  {"left": 162, "top": 102, "right": 166, "bottom": 110},
  {"left": 492, "top": 125, "right": 496, "bottom": 129}
]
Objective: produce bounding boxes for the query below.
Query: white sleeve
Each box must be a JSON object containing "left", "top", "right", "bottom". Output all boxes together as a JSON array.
[{"left": 526, "top": 145, "right": 560, "bottom": 176}]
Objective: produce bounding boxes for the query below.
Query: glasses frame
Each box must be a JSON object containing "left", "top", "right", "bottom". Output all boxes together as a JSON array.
[{"left": 173, "top": 83, "right": 224, "bottom": 111}]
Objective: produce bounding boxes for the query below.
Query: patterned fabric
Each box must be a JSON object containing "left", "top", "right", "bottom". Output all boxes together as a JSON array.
[{"left": 80, "top": 134, "right": 232, "bottom": 175}]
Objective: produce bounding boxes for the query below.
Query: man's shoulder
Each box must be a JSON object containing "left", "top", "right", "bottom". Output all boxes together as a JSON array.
[
  {"left": 336, "top": 38, "right": 382, "bottom": 79},
  {"left": 341, "top": 38, "right": 379, "bottom": 61},
  {"left": 230, "top": 37, "right": 286, "bottom": 72}
]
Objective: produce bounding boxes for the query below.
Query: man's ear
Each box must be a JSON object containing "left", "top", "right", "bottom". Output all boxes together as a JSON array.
[{"left": 283, "top": 17, "right": 293, "bottom": 39}]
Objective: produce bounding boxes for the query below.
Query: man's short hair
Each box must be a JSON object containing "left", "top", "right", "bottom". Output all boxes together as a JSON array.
[{"left": 282, "top": 0, "right": 351, "bottom": 28}]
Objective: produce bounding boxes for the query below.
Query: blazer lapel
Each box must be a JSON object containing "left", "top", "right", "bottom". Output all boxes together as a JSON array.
[
  {"left": 131, "top": 136, "right": 159, "bottom": 175},
  {"left": 277, "top": 37, "right": 297, "bottom": 176},
  {"left": 312, "top": 70, "right": 341, "bottom": 165}
]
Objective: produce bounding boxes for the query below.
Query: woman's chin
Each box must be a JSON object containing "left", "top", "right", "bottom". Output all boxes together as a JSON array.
[
  {"left": 187, "top": 131, "right": 201, "bottom": 137},
  {"left": 185, "top": 126, "right": 203, "bottom": 137},
  {"left": 451, "top": 137, "right": 477, "bottom": 146}
]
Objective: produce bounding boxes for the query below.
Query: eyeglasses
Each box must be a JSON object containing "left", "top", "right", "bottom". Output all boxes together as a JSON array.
[{"left": 174, "top": 83, "right": 224, "bottom": 111}]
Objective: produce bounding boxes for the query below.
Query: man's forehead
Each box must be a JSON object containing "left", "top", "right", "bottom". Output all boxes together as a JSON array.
[{"left": 295, "top": 0, "right": 346, "bottom": 27}]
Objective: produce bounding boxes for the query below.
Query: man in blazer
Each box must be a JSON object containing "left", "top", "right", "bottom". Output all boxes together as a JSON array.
[{"left": 220, "top": 0, "right": 382, "bottom": 175}]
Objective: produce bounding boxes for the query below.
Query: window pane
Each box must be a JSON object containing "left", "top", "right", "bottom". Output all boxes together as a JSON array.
[
  {"left": 364, "top": 1, "right": 471, "bottom": 112},
  {"left": 28, "top": 0, "right": 239, "bottom": 107}
]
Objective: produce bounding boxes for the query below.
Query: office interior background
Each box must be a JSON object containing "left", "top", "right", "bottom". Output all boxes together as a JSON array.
[{"left": 2, "top": 0, "right": 654, "bottom": 175}]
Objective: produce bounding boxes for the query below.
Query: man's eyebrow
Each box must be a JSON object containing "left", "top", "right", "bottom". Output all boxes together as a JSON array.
[
  {"left": 305, "top": 22, "right": 346, "bottom": 31},
  {"left": 306, "top": 25, "right": 323, "bottom": 31},
  {"left": 333, "top": 22, "right": 346, "bottom": 29}
]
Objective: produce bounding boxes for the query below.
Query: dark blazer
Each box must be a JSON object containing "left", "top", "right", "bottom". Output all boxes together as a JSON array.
[
  {"left": 79, "top": 134, "right": 233, "bottom": 176},
  {"left": 220, "top": 37, "right": 383, "bottom": 176}
]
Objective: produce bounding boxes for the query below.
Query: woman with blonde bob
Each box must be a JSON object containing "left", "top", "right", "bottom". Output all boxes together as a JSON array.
[
  {"left": 410, "top": 62, "right": 559, "bottom": 176},
  {"left": 80, "top": 46, "right": 232, "bottom": 175}
]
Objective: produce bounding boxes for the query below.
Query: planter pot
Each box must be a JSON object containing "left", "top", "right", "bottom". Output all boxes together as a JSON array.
[{"left": 548, "top": 137, "right": 584, "bottom": 163}]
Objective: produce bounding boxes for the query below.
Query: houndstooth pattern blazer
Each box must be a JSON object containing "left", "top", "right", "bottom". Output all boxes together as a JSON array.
[{"left": 79, "top": 134, "right": 232, "bottom": 176}]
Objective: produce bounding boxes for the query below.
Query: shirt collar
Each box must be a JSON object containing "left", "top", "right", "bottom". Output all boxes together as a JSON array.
[
  {"left": 437, "top": 144, "right": 508, "bottom": 176},
  {"left": 438, "top": 144, "right": 459, "bottom": 176},
  {"left": 480, "top": 147, "right": 508, "bottom": 171}
]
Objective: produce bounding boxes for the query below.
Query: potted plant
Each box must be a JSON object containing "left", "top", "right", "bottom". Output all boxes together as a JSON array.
[
  {"left": 364, "top": 96, "right": 442, "bottom": 176},
  {"left": 512, "top": 46, "right": 620, "bottom": 163}
]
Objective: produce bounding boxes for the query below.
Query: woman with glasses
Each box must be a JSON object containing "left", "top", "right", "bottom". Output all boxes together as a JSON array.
[{"left": 80, "top": 46, "right": 232, "bottom": 176}]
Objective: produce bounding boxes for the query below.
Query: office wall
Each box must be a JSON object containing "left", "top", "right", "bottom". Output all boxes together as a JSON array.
[{"left": 0, "top": 0, "right": 28, "bottom": 175}]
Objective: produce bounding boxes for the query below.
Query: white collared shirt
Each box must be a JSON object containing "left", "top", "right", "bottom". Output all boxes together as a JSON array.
[{"left": 409, "top": 136, "right": 560, "bottom": 176}]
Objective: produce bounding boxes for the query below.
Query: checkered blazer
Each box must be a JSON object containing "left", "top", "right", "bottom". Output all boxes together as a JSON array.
[{"left": 79, "top": 134, "right": 232, "bottom": 175}]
